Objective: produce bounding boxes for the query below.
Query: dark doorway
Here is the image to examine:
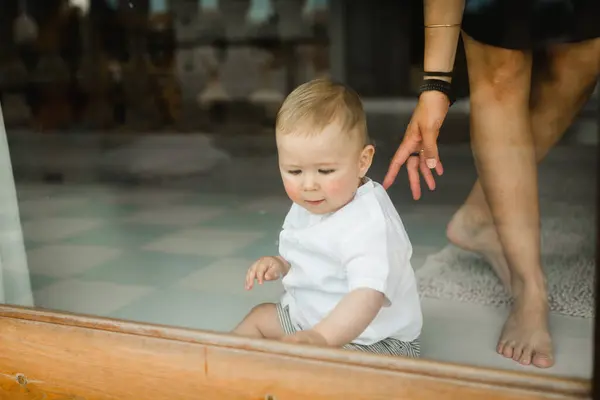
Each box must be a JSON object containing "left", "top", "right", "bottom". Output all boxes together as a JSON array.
[{"left": 340, "top": 0, "right": 412, "bottom": 97}]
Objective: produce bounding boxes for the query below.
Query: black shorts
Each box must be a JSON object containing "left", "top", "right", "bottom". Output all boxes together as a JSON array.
[{"left": 462, "top": 0, "right": 600, "bottom": 50}]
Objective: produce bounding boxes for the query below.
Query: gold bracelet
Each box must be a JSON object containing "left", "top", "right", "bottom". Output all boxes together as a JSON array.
[{"left": 425, "top": 23, "right": 461, "bottom": 28}]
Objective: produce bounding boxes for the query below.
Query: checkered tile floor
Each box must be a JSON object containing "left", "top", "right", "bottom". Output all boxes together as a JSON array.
[{"left": 16, "top": 184, "right": 289, "bottom": 331}]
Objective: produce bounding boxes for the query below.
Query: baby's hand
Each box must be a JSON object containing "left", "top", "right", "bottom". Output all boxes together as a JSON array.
[{"left": 245, "top": 256, "right": 286, "bottom": 290}]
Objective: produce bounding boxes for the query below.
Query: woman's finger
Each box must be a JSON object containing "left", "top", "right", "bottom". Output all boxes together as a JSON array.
[
  {"left": 435, "top": 160, "right": 444, "bottom": 176},
  {"left": 383, "top": 125, "right": 420, "bottom": 189},
  {"left": 419, "top": 155, "right": 437, "bottom": 191},
  {"left": 420, "top": 127, "right": 440, "bottom": 169},
  {"left": 383, "top": 144, "right": 410, "bottom": 189},
  {"left": 406, "top": 156, "right": 422, "bottom": 200}
]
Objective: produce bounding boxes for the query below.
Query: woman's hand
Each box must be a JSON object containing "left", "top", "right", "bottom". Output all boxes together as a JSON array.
[{"left": 383, "top": 90, "right": 449, "bottom": 199}]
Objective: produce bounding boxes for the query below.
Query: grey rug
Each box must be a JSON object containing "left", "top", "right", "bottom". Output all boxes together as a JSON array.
[{"left": 416, "top": 204, "right": 596, "bottom": 319}]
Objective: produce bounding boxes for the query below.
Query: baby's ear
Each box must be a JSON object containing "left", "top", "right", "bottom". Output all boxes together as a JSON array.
[{"left": 359, "top": 144, "right": 375, "bottom": 177}]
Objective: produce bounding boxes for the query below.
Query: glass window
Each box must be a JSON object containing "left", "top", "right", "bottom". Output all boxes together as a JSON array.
[{"left": 0, "top": 0, "right": 596, "bottom": 389}]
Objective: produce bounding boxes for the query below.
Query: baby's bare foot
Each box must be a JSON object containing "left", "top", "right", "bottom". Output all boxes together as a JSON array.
[
  {"left": 497, "top": 288, "right": 554, "bottom": 368},
  {"left": 446, "top": 206, "right": 512, "bottom": 290}
]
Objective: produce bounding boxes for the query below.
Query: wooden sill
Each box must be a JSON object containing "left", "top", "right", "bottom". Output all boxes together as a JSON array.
[{"left": 0, "top": 305, "right": 590, "bottom": 400}]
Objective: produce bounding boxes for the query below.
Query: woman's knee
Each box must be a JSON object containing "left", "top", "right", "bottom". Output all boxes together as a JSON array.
[
  {"left": 528, "top": 38, "right": 600, "bottom": 108},
  {"left": 463, "top": 33, "right": 532, "bottom": 102},
  {"left": 548, "top": 38, "right": 600, "bottom": 87}
]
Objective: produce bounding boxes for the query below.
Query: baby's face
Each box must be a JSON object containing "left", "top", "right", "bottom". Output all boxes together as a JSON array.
[{"left": 276, "top": 122, "right": 374, "bottom": 214}]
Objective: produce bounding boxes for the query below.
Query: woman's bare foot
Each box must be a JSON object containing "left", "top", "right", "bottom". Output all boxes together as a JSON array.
[
  {"left": 447, "top": 205, "right": 554, "bottom": 368},
  {"left": 497, "top": 286, "right": 554, "bottom": 368},
  {"left": 446, "top": 205, "right": 512, "bottom": 290}
]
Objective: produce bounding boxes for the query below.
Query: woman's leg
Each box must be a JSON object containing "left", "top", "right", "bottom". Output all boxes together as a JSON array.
[
  {"left": 459, "top": 32, "right": 552, "bottom": 367},
  {"left": 447, "top": 38, "right": 600, "bottom": 294}
]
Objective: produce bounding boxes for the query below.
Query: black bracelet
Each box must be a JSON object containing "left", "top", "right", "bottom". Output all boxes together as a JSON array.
[
  {"left": 423, "top": 71, "right": 453, "bottom": 78},
  {"left": 419, "top": 78, "right": 456, "bottom": 106}
]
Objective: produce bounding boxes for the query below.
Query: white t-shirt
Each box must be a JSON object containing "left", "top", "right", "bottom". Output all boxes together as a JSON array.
[{"left": 278, "top": 178, "right": 422, "bottom": 345}]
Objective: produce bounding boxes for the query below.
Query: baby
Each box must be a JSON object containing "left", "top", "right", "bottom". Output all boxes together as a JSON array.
[{"left": 232, "top": 79, "right": 422, "bottom": 357}]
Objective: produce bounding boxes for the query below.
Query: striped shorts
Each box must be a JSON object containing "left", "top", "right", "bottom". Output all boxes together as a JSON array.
[{"left": 276, "top": 303, "right": 420, "bottom": 358}]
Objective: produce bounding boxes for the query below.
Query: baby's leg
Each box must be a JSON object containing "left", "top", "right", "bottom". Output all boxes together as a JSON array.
[
  {"left": 344, "top": 337, "right": 421, "bottom": 358},
  {"left": 232, "top": 303, "right": 286, "bottom": 339}
]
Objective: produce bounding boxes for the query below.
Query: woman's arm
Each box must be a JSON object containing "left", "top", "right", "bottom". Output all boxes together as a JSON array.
[
  {"left": 423, "top": 0, "right": 465, "bottom": 82},
  {"left": 382, "top": 0, "right": 465, "bottom": 191}
]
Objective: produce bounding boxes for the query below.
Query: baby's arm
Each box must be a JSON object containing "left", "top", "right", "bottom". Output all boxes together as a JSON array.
[
  {"left": 312, "top": 288, "right": 385, "bottom": 347},
  {"left": 311, "top": 217, "right": 405, "bottom": 347}
]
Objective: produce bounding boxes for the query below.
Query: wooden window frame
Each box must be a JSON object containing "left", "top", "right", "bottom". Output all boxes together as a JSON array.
[{"left": 0, "top": 303, "right": 592, "bottom": 399}]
